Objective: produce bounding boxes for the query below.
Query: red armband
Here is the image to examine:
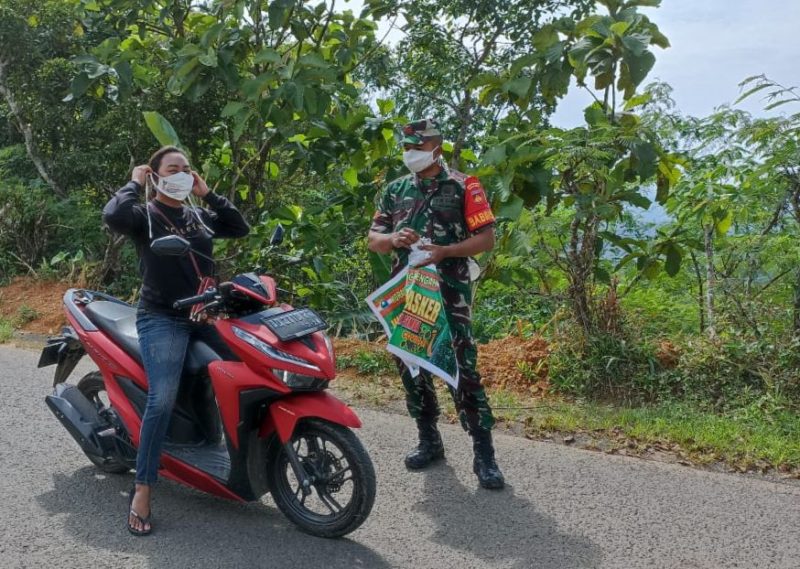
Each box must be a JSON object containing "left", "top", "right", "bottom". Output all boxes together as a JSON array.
[{"left": 463, "top": 176, "right": 495, "bottom": 232}]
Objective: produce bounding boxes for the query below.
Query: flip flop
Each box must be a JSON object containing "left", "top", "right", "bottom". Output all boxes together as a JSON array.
[{"left": 127, "top": 487, "right": 152, "bottom": 536}]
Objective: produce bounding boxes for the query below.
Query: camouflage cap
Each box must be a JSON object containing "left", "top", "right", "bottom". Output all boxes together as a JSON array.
[{"left": 401, "top": 118, "right": 441, "bottom": 145}]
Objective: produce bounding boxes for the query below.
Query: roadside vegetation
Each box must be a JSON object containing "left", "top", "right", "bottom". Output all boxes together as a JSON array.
[{"left": 1, "top": 0, "right": 798, "bottom": 477}]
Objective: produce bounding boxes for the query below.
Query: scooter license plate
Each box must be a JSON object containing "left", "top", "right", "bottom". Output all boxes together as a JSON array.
[{"left": 262, "top": 308, "right": 327, "bottom": 341}]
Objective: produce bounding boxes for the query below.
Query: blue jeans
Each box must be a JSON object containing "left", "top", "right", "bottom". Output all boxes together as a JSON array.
[{"left": 134, "top": 309, "right": 227, "bottom": 486}]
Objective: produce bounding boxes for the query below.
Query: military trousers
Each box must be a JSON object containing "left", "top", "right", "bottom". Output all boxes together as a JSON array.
[{"left": 394, "top": 270, "right": 496, "bottom": 433}]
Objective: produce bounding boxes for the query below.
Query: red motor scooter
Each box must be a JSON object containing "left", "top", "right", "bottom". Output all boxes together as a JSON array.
[{"left": 38, "top": 234, "right": 376, "bottom": 538}]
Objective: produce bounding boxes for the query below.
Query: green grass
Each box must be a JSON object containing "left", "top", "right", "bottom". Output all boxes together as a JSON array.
[
  {"left": 13, "top": 304, "right": 38, "bottom": 327},
  {"left": 336, "top": 349, "right": 396, "bottom": 376},
  {"left": 521, "top": 399, "right": 800, "bottom": 470},
  {"left": 334, "top": 368, "right": 800, "bottom": 474},
  {"left": 0, "top": 318, "right": 13, "bottom": 343}
]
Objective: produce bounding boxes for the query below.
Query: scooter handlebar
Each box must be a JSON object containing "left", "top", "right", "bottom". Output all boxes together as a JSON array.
[{"left": 173, "top": 288, "right": 218, "bottom": 310}]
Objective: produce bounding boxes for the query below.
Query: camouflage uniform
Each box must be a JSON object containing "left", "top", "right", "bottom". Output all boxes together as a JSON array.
[{"left": 370, "top": 155, "right": 497, "bottom": 434}]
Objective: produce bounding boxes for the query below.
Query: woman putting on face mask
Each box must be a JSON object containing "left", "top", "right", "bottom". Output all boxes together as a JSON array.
[{"left": 102, "top": 146, "right": 250, "bottom": 535}]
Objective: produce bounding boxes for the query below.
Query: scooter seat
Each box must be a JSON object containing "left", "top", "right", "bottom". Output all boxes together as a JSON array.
[
  {"left": 83, "top": 301, "right": 221, "bottom": 375},
  {"left": 84, "top": 301, "right": 140, "bottom": 362}
]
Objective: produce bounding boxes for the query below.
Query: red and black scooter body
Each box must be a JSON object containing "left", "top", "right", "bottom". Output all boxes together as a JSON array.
[{"left": 39, "top": 273, "right": 368, "bottom": 509}]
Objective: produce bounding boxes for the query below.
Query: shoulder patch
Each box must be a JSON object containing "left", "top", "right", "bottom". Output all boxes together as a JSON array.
[{"left": 463, "top": 176, "right": 495, "bottom": 232}]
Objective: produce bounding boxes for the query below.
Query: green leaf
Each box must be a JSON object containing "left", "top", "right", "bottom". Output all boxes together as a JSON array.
[
  {"left": 584, "top": 103, "right": 607, "bottom": 126},
  {"left": 368, "top": 250, "right": 391, "bottom": 283},
  {"left": 65, "top": 73, "right": 92, "bottom": 101},
  {"left": 621, "top": 50, "right": 656, "bottom": 91},
  {"left": 733, "top": 82, "right": 772, "bottom": 105},
  {"left": 621, "top": 34, "right": 649, "bottom": 57},
  {"left": 609, "top": 21, "right": 631, "bottom": 36},
  {"left": 594, "top": 266, "right": 611, "bottom": 284},
  {"left": 221, "top": 101, "right": 246, "bottom": 117},
  {"left": 643, "top": 260, "right": 663, "bottom": 280},
  {"left": 343, "top": 167, "right": 358, "bottom": 187},
  {"left": 656, "top": 172, "right": 670, "bottom": 204},
  {"left": 254, "top": 48, "right": 282, "bottom": 64},
  {"left": 482, "top": 145, "right": 507, "bottom": 166},
  {"left": 198, "top": 48, "right": 218, "bottom": 67},
  {"left": 376, "top": 98, "right": 395, "bottom": 115},
  {"left": 664, "top": 244, "right": 682, "bottom": 277},
  {"left": 715, "top": 211, "right": 733, "bottom": 237},
  {"left": 623, "top": 92, "right": 651, "bottom": 110},
  {"left": 632, "top": 141, "right": 658, "bottom": 179},
  {"left": 142, "top": 111, "right": 182, "bottom": 147},
  {"left": 268, "top": 0, "right": 293, "bottom": 29},
  {"left": 505, "top": 76, "right": 532, "bottom": 100},
  {"left": 764, "top": 99, "right": 797, "bottom": 111},
  {"left": 496, "top": 195, "right": 524, "bottom": 222},
  {"left": 461, "top": 149, "right": 478, "bottom": 162},
  {"left": 619, "top": 191, "right": 652, "bottom": 209},
  {"left": 242, "top": 73, "right": 274, "bottom": 100},
  {"left": 272, "top": 204, "right": 303, "bottom": 223},
  {"left": 50, "top": 251, "right": 68, "bottom": 265},
  {"left": 533, "top": 25, "right": 559, "bottom": 52}
]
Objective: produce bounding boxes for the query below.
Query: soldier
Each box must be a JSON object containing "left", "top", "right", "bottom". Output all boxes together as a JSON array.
[{"left": 367, "top": 118, "right": 504, "bottom": 489}]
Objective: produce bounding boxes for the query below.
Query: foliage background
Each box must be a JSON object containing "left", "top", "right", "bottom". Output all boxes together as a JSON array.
[{"left": 1, "top": 0, "right": 798, "bottom": 420}]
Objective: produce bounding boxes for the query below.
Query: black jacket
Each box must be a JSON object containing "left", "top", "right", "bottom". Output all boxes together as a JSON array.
[{"left": 103, "top": 181, "right": 250, "bottom": 316}]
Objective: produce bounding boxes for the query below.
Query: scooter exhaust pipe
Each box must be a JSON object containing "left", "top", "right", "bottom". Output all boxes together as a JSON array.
[{"left": 45, "top": 383, "right": 106, "bottom": 457}]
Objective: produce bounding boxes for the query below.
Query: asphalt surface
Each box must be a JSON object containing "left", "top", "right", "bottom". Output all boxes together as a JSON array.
[{"left": 1, "top": 343, "right": 799, "bottom": 569}]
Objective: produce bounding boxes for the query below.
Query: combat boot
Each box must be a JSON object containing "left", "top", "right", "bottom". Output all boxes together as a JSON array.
[
  {"left": 405, "top": 419, "right": 445, "bottom": 469},
  {"left": 471, "top": 430, "right": 505, "bottom": 489}
]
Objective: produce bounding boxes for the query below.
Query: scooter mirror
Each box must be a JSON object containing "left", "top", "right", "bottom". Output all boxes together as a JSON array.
[
  {"left": 270, "top": 224, "right": 285, "bottom": 246},
  {"left": 150, "top": 235, "right": 191, "bottom": 256}
]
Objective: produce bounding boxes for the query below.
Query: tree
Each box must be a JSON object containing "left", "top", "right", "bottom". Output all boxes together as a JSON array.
[
  {"left": 65, "top": 0, "right": 407, "bottom": 312},
  {"left": 475, "top": 0, "right": 675, "bottom": 334},
  {"left": 362, "top": 0, "right": 594, "bottom": 166}
]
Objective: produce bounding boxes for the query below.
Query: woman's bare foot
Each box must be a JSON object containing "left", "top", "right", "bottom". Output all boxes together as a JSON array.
[{"left": 129, "top": 484, "right": 152, "bottom": 534}]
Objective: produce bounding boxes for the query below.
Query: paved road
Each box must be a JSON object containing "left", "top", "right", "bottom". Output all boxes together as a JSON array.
[{"left": 1, "top": 344, "right": 799, "bottom": 569}]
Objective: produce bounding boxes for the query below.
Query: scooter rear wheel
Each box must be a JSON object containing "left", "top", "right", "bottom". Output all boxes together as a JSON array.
[
  {"left": 77, "top": 372, "right": 130, "bottom": 474},
  {"left": 267, "top": 419, "right": 376, "bottom": 538}
]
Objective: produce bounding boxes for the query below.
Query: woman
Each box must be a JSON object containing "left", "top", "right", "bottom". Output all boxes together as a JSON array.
[{"left": 103, "top": 146, "right": 249, "bottom": 535}]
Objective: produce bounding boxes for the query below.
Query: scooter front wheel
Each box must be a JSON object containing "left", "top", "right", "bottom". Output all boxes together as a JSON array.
[{"left": 267, "top": 419, "right": 376, "bottom": 538}]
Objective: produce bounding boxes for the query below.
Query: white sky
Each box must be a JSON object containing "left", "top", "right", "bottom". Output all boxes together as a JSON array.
[{"left": 344, "top": 0, "right": 800, "bottom": 126}]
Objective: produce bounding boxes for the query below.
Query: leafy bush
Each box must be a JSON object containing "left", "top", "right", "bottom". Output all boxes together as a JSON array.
[
  {"left": 667, "top": 333, "right": 800, "bottom": 408},
  {"left": 13, "top": 304, "right": 38, "bottom": 327},
  {"left": 0, "top": 319, "right": 12, "bottom": 343},
  {"left": 548, "top": 323, "right": 662, "bottom": 402},
  {"left": 472, "top": 280, "right": 556, "bottom": 342},
  {"left": 622, "top": 273, "right": 700, "bottom": 337},
  {"left": 337, "top": 349, "right": 395, "bottom": 376},
  {"left": 0, "top": 169, "right": 126, "bottom": 288}
]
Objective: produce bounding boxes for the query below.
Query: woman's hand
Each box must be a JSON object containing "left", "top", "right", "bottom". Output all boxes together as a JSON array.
[
  {"left": 191, "top": 171, "right": 210, "bottom": 198},
  {"left": 391, "top": 228, "right": 420, "bottom": 249},
  {"left": 131, "top": 165, "right": 151, "bottom": 186}
]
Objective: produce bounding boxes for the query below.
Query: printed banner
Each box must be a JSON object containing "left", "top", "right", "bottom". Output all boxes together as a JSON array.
[{"left": 366, "top": 265, "right": 459, "bottom": 388}]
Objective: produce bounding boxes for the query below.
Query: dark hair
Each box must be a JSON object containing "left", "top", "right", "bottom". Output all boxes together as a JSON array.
[{"left": 148, "top": 145, "right": 186, "bottom": 172}]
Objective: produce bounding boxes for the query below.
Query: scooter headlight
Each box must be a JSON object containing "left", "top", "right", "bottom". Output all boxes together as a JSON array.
[
  {"left": 272, "top": 369, "right": 326, "bottom": 390},
  {"left": 231, "top": 326, "right": 320, "bottom": 372},
  {"left": 322, "top": 333, "right": 334, "bottom": 360}
]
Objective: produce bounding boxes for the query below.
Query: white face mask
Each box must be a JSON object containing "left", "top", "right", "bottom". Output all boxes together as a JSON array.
[
  {"left": 403, "top": 147, "right": 439, "bottom": 173},
  {"left": 152, "top": 171, "right": 194, "bottom": 201}
]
